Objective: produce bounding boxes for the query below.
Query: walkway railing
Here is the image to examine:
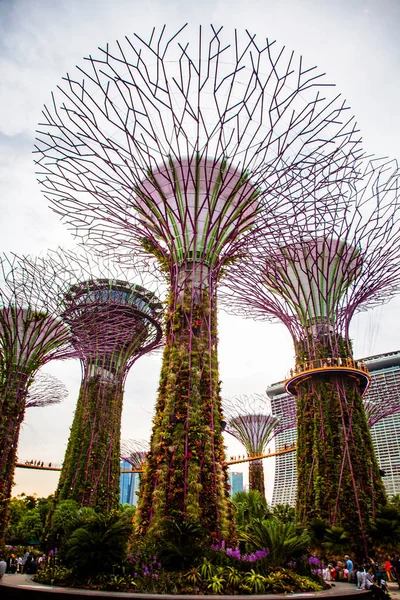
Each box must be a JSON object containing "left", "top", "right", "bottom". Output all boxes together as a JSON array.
[{"left": 284, "top": 356, "right": 371, "bottom": 397}]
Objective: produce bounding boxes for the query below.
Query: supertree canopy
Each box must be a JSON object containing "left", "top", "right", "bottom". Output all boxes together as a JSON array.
[
  {"left": 34, "top": 24, "right": 364, "bottom": 543},
  {"left": 19, "top": 248, "right": 164, "bottom": 512},
  {"left": 25, "top": 372, "right": 69, "bottom": 409},
  {"left": 120, "top": 439, "right": 149, "bottom": 470},
  {"left": 221, "top": 158, "right": 400, "bottom": 550},
  {"left": 223, "top": 394, "right": 295, "bottom": 497},
  {"left": 0, "top": 253, "right": 76, "bottom": 546}
]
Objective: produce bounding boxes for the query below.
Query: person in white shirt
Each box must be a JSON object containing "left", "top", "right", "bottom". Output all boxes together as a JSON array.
[{"left": 0, "top": 558, "right": 7, "bottom": 579}]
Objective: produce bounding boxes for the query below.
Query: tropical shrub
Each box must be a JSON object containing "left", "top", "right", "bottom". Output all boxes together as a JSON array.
[
  {"left": 63, "top": 512, "right": 132, "bottom": 576},
  {"left": 241, "top": 518, "right": 310, "bottom": 565}
]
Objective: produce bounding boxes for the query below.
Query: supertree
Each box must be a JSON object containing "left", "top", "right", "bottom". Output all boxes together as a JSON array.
[
  {"left": 221, "top": 158, "right": 400, "bottom": 550},
  {"left": 25, "top": 372, "right": 69, "bottom": 409},
  {"left": 120, "top": 439, "right": 149, "bottom": 471},
  {"left": 34, "top": 24, "right": 364, "bottom": 543},
  {"left": 223, "top": 394, "right": 295, "bottom": 496},
  {"left": 19, "top": 248, "right": 164, "bottom": 512},
  {"left": 0, "top": 254, "right": 76, "bottom": 546}
]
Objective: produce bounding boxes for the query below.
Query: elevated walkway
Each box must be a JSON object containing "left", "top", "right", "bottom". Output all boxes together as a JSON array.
[{"left": 284, "top": 357, "right": 371, "bottom": 397}]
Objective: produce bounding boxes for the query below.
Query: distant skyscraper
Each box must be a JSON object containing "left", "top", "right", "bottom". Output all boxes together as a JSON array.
[
  {"left": 229, "top": 471, "right": 244, "bottom": 497},
  {"left": 119, "top": 459, "right": 141, "bottom": 506},
  {"left": 266, "top": 383, "right": 297, "bottom": 507},
  {"left": 268, "top": 350, "right": 400, "bottom": 506},
  {"left": 364, "top": 351, "right": 400, "bottom": 498}
]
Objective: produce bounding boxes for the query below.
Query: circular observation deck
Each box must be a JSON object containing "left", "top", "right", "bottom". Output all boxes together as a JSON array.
[{"left": 284, "top": 357, "right": 371, "bottom": 397}]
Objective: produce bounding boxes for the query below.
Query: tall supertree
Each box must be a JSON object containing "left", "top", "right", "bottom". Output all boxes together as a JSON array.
[
  {"left": 34, "top": 25, "right": 364, "bottom": 543},
  {"left": 20, "top": 248, "right": 164, "bottom": 512},
  {"left": 223, "top": 394, "right": 295, "bottom": 497},
  {"left": 0, "top": 254, "right": 76, "bottom": 546},
  {"left": 25, "top": 372, "right": 69, "bottom": 409},
  {"left": 221, "top": 158, "right": 400, "bottom": 550}
]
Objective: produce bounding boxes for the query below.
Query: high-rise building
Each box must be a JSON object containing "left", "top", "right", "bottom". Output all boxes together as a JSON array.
[
  {"left": 267, "top": 350, "right": 400, "bottom": 506},
  {"left": 119, "top": 459, "right": 141, "bottom": 506},
  {"left": 229, "top": 471, "right": 244, "bottom": 496}
]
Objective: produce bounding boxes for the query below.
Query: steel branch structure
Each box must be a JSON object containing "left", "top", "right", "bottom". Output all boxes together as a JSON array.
[
  {"left": 221, "top": 158, "right": 400, "bottom": 550},
  {"left": 120, "top": 439, "right": 149, "bottom": 470},
  {"left": 19, "top": 248, "right": 164, "bottom": 512},
  {"left": 0, "top": 253, "right": 76, "bottom": 545},
  {"left": 25, "top": 372, "right": 68, "bottom": 409},
  {"left": 34, "top": 24, "right": 364, "bottom": 543},
  {"left": 223, "top": 393, "right": 295, "bottom": 497}
]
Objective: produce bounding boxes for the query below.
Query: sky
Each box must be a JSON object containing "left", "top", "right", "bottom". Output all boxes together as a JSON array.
[{"left": 1, "top": 0, "right": 400, "bottom": 502}]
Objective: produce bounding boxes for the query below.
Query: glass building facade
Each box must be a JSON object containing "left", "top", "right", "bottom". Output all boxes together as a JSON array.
[
  {"left": 267, "top": 350, "right": 400, "bottom": 506},
  {"left": 229, "top": 471, "right": 244, "bottom": 496},
  {"left": 119, "top": 459, "right": 140, "bottom": 506}
]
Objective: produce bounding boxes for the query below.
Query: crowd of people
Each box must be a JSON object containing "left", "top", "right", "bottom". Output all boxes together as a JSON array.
[
  {"left": 0, "top": 548, "right": 44, "bottom": 579},
  {"left": 322, "top": 554, "right": 400, "bottom": 598}
]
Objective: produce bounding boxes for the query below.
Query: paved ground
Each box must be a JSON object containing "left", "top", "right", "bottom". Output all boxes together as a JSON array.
[
  {"left": 0, "top": 574, "right": 376, "bottom": 598},
  {"left": 387, "top": 582, "right": 400, "bottom": 600}
]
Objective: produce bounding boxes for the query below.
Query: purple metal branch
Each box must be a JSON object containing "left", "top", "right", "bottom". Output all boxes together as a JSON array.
[
  {"left": 220, "top": 158, "right": 400, "bottom": 354},
  {"left": 120, "top": 439, "right": 149, "bottom": 468},
  {"left": 25, "top": 372, "right": 68, "bottom": 409},
  {"left": 34, "top": 25, "right": 362, "bottom": 268},
  {"left": 223, "top": 393, "right": 295, "bottom": 455}
]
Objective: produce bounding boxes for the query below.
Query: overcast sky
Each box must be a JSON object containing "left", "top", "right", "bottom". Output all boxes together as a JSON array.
[{"left": 1, "top": 0, "right": 399, "bottom": 501}]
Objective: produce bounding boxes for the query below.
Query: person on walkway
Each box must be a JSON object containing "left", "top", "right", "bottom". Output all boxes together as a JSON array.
[
  {"left": 21, "top": 548, "right": 30, "bottom": 574},
  {"left": 0, "top": 557, "right": 7, "bottom": 579},
  {"left": 26, "top": 557, "right": 39, "bottom": 575},
  {"left": 356, "top": 565, "right": 368, "bottom": 589},
  {"left": 7, "top": 555, "right": 17, "bottom": 573},
  {"left": 345, "top": 555, "right": 354, "bottom": 582},
  {"left": 392, "top": 556, "right": 400, "bottom": 588},
  {"left": 385, "top": 558, "right": 394, "bottom": 582}
]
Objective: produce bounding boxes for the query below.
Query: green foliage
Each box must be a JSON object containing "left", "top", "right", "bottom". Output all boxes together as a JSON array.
[
  {"left": 241, "top": 518, "right": 310, "bottom": 565},
  {"left": 135, "top": 288, "right": 235, "bottom": 544},
  {"left": 369, "top": 504, "right": 400, "bottom": 553},
  {"left": 321, "top": 525, "right": 352, "bottom": 555},
  {"left": 64, "top": 512, "right": 132, "bottom": 576},
  {"left": 17, "top": 509, "right": 43, "bottom": 541},
  {"left": 156, "top": 519, "right": 205, "bottom": 570},
  {"left": 307, "top": 517, "right": 330, "bottom": 554},
  {"left": 263, "top": 568, "right": 323, "bottom": 593},
  {"left": 271, "top": 504, "right": 296, "bottom": 523},
  {"left": 34, "top": 564, "right": 74, "bottom": 586},
  {"left": 389, "top": 494, "right": 400, "bottom": 508},
  {"left": 224, "top": 565, "right": 241, "bottom": 589},
  {"left": 207, "top": 574, "right": 226, "bottom": 594},
  {"left": 232, "top": 489, "right": 270, "bottom": 531},
  {"left": 242, "top": 569, "right": 266, "bottom": 593},
  {"left": 199, "top": 557, "right": 217, "bottom": 579},
  {"left": 54, "top": 376, "right": 123, "bottom": 512}
]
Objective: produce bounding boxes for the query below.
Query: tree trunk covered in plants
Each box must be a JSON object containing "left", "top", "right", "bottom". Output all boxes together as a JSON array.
[
  {"left": 249, "top": 459, "right": 265, "bottom": 498},
  {"left": 54, "top": 375, "right": 123, "bottom": 512},
  {"left": 135, "top": 287, "right": 235, "bottom": 544},
  {"left": 0, "top": 370, "right": 30, "bottom": 546},
  {"left": 296, "top": 374, "right": 386, "bottom": 550}
]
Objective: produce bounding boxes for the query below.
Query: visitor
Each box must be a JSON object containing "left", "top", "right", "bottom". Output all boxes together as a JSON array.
[
  {"left": 365, "top": 571, "right": 391, "bottom": 599},
  {"left": 356, "top": 565, "right": 368, "bottom": 589},
  {"left": 385, "top": 558, "right": 394, "bottom": 582},
  {"left": 345, "top": 555, "right": 354, "bottom": 582},
  {"left": 24, "top": 553, "right": 33, "bottom": 574},
  {"left": 16, "top": 555, "right": 23, "bottom": 573},
  {"left": 0, "top": 557, "right": 7, "bottom": 579},
  {"left": 392, "top": 556, "right": 400, "bottom": 588},
  {"left": 26, "top": 557, "right": 40, "bottom": 575},
  {"left": 21, "top": 548, "right": 30, "bottom": 574},
  {"left": 7, "top": 554, "right": 17, "bottom": 573}
]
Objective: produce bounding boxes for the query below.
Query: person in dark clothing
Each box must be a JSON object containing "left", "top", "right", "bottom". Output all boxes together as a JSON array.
[{"left": 25, "top": 558, "right": 39, "bottom": 575}]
